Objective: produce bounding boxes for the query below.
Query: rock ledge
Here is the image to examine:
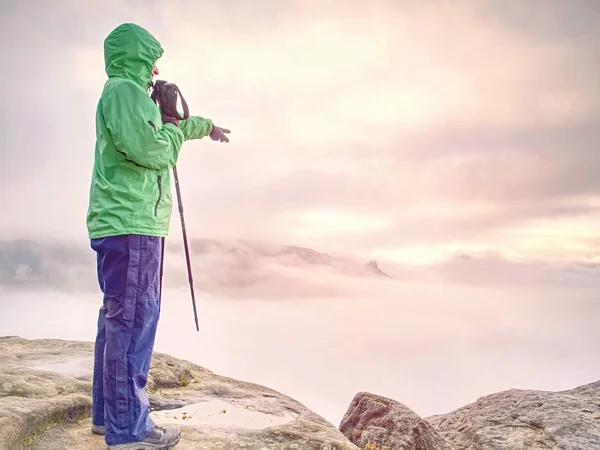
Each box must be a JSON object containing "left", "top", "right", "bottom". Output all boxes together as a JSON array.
[{"left": 0, "top": 336, "right": 358, "bottom": 450}]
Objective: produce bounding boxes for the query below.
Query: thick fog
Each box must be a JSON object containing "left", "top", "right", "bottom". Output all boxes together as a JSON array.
[{"left": 1, "top": 244, "right": 598, "bottom": 426}]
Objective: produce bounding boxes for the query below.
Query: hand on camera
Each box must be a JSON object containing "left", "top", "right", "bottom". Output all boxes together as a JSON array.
[{"left": 162, "top": 113, "right": 179, "bottom": 127}]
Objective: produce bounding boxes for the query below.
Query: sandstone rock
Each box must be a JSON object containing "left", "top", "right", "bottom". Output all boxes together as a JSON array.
[
  {"left": 340, "top": 381, "right": 600, "bottom": 450},
  {"left": 339, "top": 392, "right": 450, "bottom": 450},
  {"left": 426, "top": 382, "right": 600, "bottom": 450},
  {"left": 0, "top": 336, "right": 358, "bottom": 450}
]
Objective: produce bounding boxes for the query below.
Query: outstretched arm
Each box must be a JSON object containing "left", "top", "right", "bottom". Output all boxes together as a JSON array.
[
  {"left": 178, "top": 116, "right": 213, "bottom": 141},
  {"left": 179, "top": 116, "right": 231, "bottom": 143}
]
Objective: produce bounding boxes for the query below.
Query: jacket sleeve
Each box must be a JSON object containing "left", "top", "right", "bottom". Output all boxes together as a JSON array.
[
  {"left": 178, "top": 116, "right": 213, "bottom": 141},
  {"left": 102, "top": 80, "right": 185, "bottom": 171}
]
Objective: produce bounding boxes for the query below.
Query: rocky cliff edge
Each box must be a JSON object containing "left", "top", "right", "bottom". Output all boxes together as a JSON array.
[
  {"left": 2, "top": 336, "right": 599, "bottom": 450},
  {"left": 0, "top": 336, "right": 358, "bottom": 450}
]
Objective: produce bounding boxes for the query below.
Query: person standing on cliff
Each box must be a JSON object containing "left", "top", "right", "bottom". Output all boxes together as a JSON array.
[{"left": 85, "top": 22, "right": 230, "bottom": 450}]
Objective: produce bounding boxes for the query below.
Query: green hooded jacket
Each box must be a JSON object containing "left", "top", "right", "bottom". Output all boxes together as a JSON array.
[{"left": 86, "top": 23, "right": 213, "bottom": 239}]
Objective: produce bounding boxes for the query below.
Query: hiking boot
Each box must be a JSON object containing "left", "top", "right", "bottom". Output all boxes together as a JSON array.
[
  {"left": 91, "top": 424, "right": 105, "bottom": 435},
  {"left": 107, "top": 426, "right": 181, "bottom": 449}
]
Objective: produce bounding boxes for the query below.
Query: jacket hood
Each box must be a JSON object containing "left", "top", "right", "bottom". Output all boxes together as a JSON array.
[{"left": 104, "top": 23, "right": 164, "bottom": 89}]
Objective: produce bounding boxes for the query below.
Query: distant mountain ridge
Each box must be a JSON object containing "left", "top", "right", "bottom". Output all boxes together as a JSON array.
[
  {"left": 0, "top": 238, "right": 392, "bottom": 291},
  {"left": 3, "top": 238, "right": 596, "bottom": 293}
]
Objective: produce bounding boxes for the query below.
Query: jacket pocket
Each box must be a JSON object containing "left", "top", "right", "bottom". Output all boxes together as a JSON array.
[{"left": 154, "top": 175, "right": 162, "bottom": 217}]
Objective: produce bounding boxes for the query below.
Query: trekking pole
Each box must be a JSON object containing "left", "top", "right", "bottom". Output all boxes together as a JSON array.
[
  {"left": 173, "top": 165, "right": 200, "bottom": 332},
  {"left": 150, "top": 79, "right": 199, "bottom": 331}
]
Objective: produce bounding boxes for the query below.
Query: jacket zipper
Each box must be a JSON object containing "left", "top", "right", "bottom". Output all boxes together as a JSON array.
[
  {"left": 149, "top": 120, "right": 166, "bottom": 141},
  {"left": 154, "top": 175, "right": 162, "bottom": 216}
]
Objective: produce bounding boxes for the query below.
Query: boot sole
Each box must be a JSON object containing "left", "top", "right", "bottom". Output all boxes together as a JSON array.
[{"left": 108, "top": 434, "right": 181, "bottom": 450}]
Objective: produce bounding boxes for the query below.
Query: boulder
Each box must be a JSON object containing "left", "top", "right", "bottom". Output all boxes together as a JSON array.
[
  {"left": 339, "top": 392, "right": 450, "bottom": 450},
  {"left": 340, "top": 382, "right": 600, "bottom": 450}
]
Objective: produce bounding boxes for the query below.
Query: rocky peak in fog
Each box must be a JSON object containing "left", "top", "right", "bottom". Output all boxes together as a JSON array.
[
  {"left": 185, "top": 239, "right": 335, "bottom": 267},
  {"left": 365, "top": 260, "right": 391, "bottom": 277}
]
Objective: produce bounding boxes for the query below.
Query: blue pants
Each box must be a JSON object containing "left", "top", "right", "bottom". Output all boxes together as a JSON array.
[{"left": 90, "top": 234, "right": 163, "bottom": 446}]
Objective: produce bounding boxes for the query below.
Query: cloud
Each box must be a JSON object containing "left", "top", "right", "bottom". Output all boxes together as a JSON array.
[{"left": 1, "top": 0, "right": 599, "bottom": 262}]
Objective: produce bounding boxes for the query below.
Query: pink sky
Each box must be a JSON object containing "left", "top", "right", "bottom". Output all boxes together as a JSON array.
[{"left": 1, "top": 0, "right": 599, "bottom": 264}]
